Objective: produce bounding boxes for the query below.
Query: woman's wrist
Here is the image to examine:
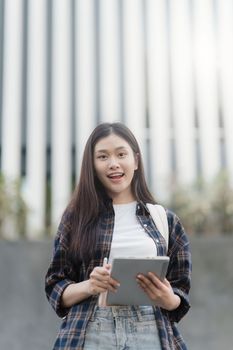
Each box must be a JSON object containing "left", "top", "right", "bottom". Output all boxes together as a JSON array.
[
  {"left": 167, "top": 294, "right": 181, "bottom": 311},
  {"left": 61, "top": 280, "right": 93, "bottom": 308}
]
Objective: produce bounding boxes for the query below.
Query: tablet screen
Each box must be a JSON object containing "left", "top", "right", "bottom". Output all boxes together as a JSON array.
[{"left": 107, "top": 256, "right": 170, "bottom": 305}]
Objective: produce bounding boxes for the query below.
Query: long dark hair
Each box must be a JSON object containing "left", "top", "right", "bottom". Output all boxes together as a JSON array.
[{"left": 68, "top": 122, "right": 156, "bottom": 264}]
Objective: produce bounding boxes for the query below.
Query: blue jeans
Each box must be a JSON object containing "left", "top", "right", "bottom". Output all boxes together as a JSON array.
[{"left": 84, "top": 306, "right": 162, "bottom": 350}]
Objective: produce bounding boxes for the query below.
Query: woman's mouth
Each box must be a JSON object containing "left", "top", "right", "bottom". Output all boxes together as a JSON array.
[{"left": 107, "top": 173, "right": 124, "bottom": 180}]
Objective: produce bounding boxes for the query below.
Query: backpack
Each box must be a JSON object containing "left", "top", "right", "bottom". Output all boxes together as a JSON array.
[{"left": 146, "top": 204, "right": 169, "bottom": 253}]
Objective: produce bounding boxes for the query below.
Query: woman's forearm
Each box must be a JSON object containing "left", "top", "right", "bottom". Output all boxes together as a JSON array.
[
  {"left": 61, "top": 265, "right": 118, "bottom": 308},
  {"left": 61, "top": 280, "right": 91, "bottom": 308}
]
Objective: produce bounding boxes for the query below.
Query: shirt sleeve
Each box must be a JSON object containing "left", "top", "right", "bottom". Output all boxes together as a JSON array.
[
  {"left": 45, "top": 209, "right": 78, "bottom": 318},
  {"left": 162, "top": 209, "right": 192, "bottom": 323}
]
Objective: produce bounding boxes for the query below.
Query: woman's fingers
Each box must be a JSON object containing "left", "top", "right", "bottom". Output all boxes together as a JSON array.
[
  {"left": 87, "top": 280, "right": 109, "bottom": 295},
  {"left": 136, "top": 274, "right": 179, "bottom": 310},
  {"left": 109, "top": 276, "right": 120, "bottom": 289},
  {"left": 137, "top": 272, "right": 163, "bottom": 291},
  {"left": 136, "top": 273, "right": 167, "bottom": 300},
  {"left": 89, "top": 265, "right": 120, "bottom": 295},
  {"left": 90, "top": 266, "right": 109, "bottom": 277},
  {"left": 147, "top": 272, "right": 164, "bottom": 287},
  {"left": 163, "top": 277, "right": 172, "bottom": 288}
]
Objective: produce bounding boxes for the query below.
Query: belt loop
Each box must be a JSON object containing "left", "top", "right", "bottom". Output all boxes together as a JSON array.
[
  {"left": 90, "top": 305, "right": 98, "bottom": 321},
  {"left": 133, "top": 306, "right": 143, "bottom": 321},
  {"left": 111, "top": 306, "right": 117, "bottom": 318}
]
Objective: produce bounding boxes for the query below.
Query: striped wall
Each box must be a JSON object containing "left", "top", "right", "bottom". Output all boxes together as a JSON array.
[{"left": 0, "top": 0, "right": 233, "bottom": 237}]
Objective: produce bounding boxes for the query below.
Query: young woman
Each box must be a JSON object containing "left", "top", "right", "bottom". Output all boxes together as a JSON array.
[{"left": 45, "top": 122, "right": 191, "bottom": 350}]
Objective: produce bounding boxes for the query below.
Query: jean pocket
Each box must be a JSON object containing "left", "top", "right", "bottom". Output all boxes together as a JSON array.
[{"left": 135, "top": 319, "right": 158, "bottom": 334}]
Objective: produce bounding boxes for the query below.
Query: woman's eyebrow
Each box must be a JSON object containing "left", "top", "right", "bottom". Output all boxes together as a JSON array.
[{"left": 95, "top": 146, "right": 128, "bottom": 153}]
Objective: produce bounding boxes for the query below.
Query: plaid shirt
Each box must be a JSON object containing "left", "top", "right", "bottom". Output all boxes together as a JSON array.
[{"left": 45, "top": 201, "right": 191, "bottom": 350}]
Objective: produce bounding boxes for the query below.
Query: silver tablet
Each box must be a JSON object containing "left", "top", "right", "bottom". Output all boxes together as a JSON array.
[{"left": 107, "top": 256, "right": 170, "bottom": 306}]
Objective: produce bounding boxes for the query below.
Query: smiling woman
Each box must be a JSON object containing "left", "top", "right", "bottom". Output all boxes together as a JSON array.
[
  {"left": 94, "top": 134, "right": 138, "bottom": 204},
  {"left": 45, "top": 122, "right": 191, "bottom": 350}
]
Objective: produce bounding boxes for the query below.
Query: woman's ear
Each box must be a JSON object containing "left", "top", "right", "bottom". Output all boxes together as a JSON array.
[{"left": 134, "top": 153, "right": 139, "bottom": 170}]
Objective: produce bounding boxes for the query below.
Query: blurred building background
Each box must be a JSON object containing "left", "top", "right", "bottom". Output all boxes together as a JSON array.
[
  {"left": 0, "top": 1, "right": 233, "bottom": 349},
  {"left": 1, "top": 0, "right": 233, "bottom": 238}
]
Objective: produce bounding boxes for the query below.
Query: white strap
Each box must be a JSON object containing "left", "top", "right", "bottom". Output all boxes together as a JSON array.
[{"left": 146, "top": 204, "right": 169, "bottom": 252}]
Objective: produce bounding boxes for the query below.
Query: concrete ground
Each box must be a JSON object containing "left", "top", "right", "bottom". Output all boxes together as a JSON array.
[{"left": 0, "top": 235, "right": 232, "bottom": 350}]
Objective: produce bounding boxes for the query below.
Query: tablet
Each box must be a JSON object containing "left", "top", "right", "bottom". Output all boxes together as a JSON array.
[{"left": 107, "top": 256, "right": 170, "bottom": 306}]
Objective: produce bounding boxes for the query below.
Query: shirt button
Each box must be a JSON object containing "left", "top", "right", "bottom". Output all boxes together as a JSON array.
[
  {"left": 143, "top": 224, "right": 147, "bottom": 227},
  {"left": 156, "top": 239, "right": 160, "bottom": 243}
]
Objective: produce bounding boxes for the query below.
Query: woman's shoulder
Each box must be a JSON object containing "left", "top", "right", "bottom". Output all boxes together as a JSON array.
[
  {"left": 164, "top": 207, "right": 190, "bottom": 247},
  {"left": 164, "top": 207, "right": 180, "bottom": 222},
  {"left": 59, "top": 202, "right": 77, "bottom": 226},
  {"left": 55, "top": 206, "right": 75, "bottom": 244},
  {"left": 61, "top": 205, "right": 75, "bottom": 222}
]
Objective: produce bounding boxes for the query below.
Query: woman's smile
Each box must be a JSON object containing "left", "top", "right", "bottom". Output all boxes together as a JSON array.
[
  {"left": 94, "top": 134, "right": 138, "bottom": 203},
  {"left": 107, "top": 172, "right": 125, "bottom": 181}
]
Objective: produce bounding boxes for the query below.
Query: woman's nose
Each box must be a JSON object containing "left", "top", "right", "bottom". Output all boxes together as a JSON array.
[{"left": 108, "top": 157, "right": 119, "bottom": 169}]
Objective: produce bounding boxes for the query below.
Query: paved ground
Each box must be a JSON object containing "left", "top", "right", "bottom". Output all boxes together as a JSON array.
[{"left": 0, "top": 235, "right": 232, "bottom": 350}]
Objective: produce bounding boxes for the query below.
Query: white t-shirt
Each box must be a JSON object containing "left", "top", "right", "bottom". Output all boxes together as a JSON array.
[
  {"left": 98, "top": 201, "right": 157, "bottom": 306},
  {"left": 108, "top": 201, "right": 157, "bottom": 264}
]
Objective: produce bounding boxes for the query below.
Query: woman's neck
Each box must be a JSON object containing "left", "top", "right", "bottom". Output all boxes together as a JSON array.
[{"left": 111, "top": 194, "right": 136, "bottom": 205}]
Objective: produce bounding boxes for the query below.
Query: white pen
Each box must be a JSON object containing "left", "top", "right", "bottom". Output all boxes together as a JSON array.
[{"left": 98, "top": 257, "right": 109, "bottom": 307}]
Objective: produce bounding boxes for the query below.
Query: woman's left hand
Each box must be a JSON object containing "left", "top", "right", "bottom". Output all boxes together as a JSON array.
[{"left": 136, "top": 272, "right": 181, "bottom": 311}]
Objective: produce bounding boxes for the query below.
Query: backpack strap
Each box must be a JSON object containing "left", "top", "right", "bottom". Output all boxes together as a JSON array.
[{"left": 146, "top": 204, "right": 169, "bottom": 253}]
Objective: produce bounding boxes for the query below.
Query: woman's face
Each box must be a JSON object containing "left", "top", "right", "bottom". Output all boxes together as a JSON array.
[{"left": 94, "top": 133, "right": 138, "bottom": 204}]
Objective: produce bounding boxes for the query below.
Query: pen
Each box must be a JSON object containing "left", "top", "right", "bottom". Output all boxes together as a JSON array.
[{"left": 98, "top": 257, "right": 109, "bottom": 307}]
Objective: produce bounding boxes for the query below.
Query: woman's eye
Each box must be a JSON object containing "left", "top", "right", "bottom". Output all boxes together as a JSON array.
[
  {"left": 118, "top": 152, "right": 126, "bottom": 158},
  {"left": 98, "top": 155, "right": 107, "bottom": 160}
]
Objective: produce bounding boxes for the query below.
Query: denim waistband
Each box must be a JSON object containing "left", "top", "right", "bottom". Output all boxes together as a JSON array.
[{"left": 90, "top": 305, "right": 155, "bottom": 321}]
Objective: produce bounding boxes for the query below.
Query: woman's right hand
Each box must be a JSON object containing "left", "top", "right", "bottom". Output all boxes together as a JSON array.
[
  {"left": 87, "top": 264, "right": 120, "bottom": 296},
  {"left": 61, "top": 264, "right": 120, "bottom": 308}
]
